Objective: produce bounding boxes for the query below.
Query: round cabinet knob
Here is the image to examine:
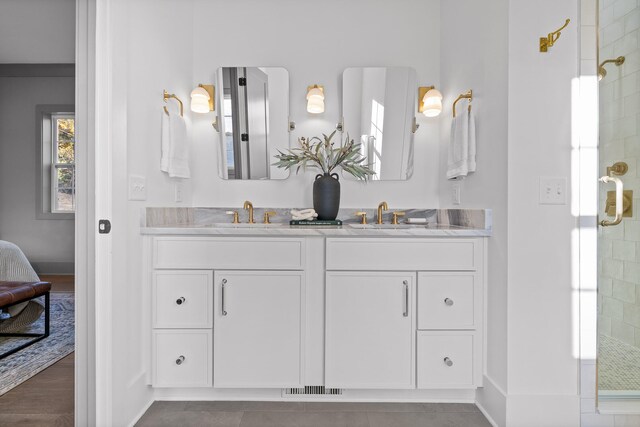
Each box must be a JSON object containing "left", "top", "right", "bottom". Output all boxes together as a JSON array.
[
  {"left": 444, "top": 357, "right": 453, "bottom": 367},
  {"left": 176, "top": 355, "right": 185, "bottom": 365},
  {"left": 444, "top": 298, "right": 454, "bottom": 306},
  {"left": 176, "top": 297, "right": 186, "bottom": 305}
]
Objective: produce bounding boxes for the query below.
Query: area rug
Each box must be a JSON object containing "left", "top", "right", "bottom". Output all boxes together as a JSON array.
[{"left": 0, "top": 292, "right": 74, "bottom": 396}]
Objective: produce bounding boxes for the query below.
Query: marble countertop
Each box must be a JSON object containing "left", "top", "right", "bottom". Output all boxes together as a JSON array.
[
  {"left": 141, "top": 207, "right": 492, "bottom": 237},
  {"left": 141, "top": 223, "right": 491, "bottom": 237}
]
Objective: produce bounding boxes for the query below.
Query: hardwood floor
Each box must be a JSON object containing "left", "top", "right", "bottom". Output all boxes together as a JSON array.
[
  {"left": 0, "top": 274, "right": 75, "bottom": 427},
  {"left": 39, "top": 274, "right": 74, "bottom": 293},
  {"left": 0, "top": 353, "right": 74, "bottom": 427}
]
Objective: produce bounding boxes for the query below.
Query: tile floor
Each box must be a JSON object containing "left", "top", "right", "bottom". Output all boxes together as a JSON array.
[{"left": 135, "top": 401, "right": 492, "bottom": 427}]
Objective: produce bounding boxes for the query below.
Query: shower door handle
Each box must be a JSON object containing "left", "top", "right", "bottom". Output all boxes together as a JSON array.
[{"left": 599, "top": 175, "right": 624, "bottom": 227}]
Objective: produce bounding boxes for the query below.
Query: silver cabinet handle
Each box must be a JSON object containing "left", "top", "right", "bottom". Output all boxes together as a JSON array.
[
  {"left": 444, "top": 298, "right": 454, "bottom": 306},
  {"left": 176, "top": 297, "right": 185, "bottom": 305},
  {"left": 176, "top": 355, "right": 185, "bottom": 365},
  {"left": 444, "top": 357, "right": 453, "bottom": 367},
  {"left": 221, "top": 279, "right": 227, "bottom": 316},
  {"left": 600, "top": 175, "right": 624, "bottom": 226},
  {"left": 403, "top": 280, "right": 409, "bottom": 317}
]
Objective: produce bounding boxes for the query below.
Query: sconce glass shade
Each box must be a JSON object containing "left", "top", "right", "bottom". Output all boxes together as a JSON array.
[
  {"left": 307, "top": 97, "right": 325, "bottom": 114},
  {"left": 191, "top": 86, "right": 211, "bottom": 113},
  {"left": 307, "top": 85, "right": 325, "bottom": 114},
  {"left": 422, "top": 88, "right": 443, "bottom": 117}
]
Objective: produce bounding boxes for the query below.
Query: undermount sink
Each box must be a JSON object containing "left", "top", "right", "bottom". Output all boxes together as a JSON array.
[
  {"left": 204, "top": 223, "right": 286, "bottom": 228},
  {"left": 347, "top": 223, "right": 434, "bottom": 229}
]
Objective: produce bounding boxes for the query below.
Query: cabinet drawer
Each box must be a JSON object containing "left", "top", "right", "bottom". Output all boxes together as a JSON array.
[
  {"left": 152, "top": 330, "right": 212, "bottom": 388},
  {"left": 153, "top": 270, "right": 212, "bottom": 328},
  {"left": 326, "top": 238, "right": 478, "bottom": 271},
  {"left": 417, "top": 332, "right": 479, "bottom": 389},
  {"left": 154, "top": 237, "right": 305, "bottom": 270},
  {"left": 417, "top": 273, "right": 477, "bottom": 330}
]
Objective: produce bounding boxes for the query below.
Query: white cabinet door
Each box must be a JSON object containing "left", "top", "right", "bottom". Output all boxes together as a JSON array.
[
  {"left": 214, "top": 271, "right": 304, "bottom": 388},
  {"left": 325, "top": 272, "right": 415, "bottom": 389}
]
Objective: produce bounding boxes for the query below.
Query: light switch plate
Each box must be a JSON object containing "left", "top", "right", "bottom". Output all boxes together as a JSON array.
[
  {"left": 128, "top": 175, "right": 147, "bottom": 201},
  {"left": 539, "top": 176, "right": 567, "bottom": 205}
]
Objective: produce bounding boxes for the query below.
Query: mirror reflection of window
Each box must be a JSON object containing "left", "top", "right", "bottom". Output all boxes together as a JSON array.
[
  {"left": 369, "top": 100, "right": 385, "bottom": 180},
  {"left": 223, "top": 97, "right": 235, "bottom": 179},
  {"left": 341, "top": 67, "right": 417, "bottom": 181},
  {"left": 216, "top": 67, "right": 290, "bottom": 180}
]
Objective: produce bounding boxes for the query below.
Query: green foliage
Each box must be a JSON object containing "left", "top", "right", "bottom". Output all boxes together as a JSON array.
[
  {"left": 56, "top": 119, "right": 75, "bottom": 190},
  {"left": 273, "top": 131, "right": 376, "bottom": 181}
]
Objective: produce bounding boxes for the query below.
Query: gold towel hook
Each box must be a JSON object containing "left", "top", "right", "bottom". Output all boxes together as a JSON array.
[
  {"left": 453, "top": 90, "right": 473, "bottom": 118},
  {"left": 540, "top": 18, "right": 570, "bottom": 52},
  {"left": 163, "top": 90, "right": 184, "bottom": 117}
]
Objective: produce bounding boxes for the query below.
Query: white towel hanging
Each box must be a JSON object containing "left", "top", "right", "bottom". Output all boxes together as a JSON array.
[
  {"left": 447, "top": 109, "right": 476, "bottom": 180},
  {"left": 160, "top": 101, "right": 191, "bottom": 179}
]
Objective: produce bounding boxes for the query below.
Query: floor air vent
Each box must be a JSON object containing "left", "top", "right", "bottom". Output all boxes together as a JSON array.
[{"left": 283, "top": 386, "right": 343, "bottom": 396}]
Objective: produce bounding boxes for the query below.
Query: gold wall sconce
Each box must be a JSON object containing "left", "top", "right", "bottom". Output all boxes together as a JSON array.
[
  {"left": 453, "top": 90, "right": 473, "bottom": 118},
  {"left": 191, "top": 84, "right": 219, "bottom": 131},
  {"left": 163, "top": 90, "right": 184, "bottom": 117},
  {"left": 599, "top": 56, "right": 625, "bottom": 81},
  {"left": 540, "top": 18, "right": 570, "bottom": 52},
  {"left": 191, "top": 84, "right": 214, "bottom": 113},
  {"left": 307, "top": 85, "right": 325, "bottom": 114},
  {"left": 418, "top": 86, "right": 443, "bottom": 118}
]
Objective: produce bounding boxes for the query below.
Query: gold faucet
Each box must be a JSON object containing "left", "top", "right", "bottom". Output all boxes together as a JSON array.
[
  {"left": 355, "top": 211, "right": 368, "bottom": 224},
  {"left": 377, "top": 201, "right": 388, "bottom": 224},
  {"left": 243, "top": 200, "right": 255, "bottom": 224},
  {"left": 391, "top": 211, "right": 406, "bottom": 225},
  {"left": 263, "top": 211, "right": 277, "bottom": 224}
]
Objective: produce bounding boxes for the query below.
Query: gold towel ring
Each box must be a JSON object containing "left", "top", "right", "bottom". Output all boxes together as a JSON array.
[
  {"left": 163, "top": 90, "right": 184, "bottom": 117},
  {"left": 453, "top": 90, "right": 473, "bottom": 118}
]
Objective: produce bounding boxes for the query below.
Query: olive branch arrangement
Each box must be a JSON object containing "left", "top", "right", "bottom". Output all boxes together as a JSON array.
[{"left": 273, "top": 130, "right": 376, "bottom": 180}]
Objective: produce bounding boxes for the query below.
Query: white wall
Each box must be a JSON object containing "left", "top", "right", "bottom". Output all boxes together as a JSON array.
[
  {"left": 110, "top": 0, "right": 195, "bottom": 425},
  {"left": 506, "top": 0, "right": 580, "bottom": 425},
  {"left": 0, "top": 76, "right": 75, "bottom": 273},
  {"left": 190, "top": 0, "right": 441, "bottom": 209},
  {"left": 0, "top": 0, "right": 75, "bottom": 64},
  {"left": 438, "top": 5, "right": 509, "bottom": 425}
]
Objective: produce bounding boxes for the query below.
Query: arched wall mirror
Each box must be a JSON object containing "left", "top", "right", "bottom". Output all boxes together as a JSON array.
[{"left": 596, "top": 0, "right": 640, "bottom": 408}]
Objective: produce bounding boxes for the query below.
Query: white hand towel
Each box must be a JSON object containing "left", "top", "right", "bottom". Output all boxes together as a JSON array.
[
  {"left": 447, "top": 109, "right": 476, "bottom": 180},
  {"left": 160, "top": 108, "right": 170, "bottom": 173},
  {"left": 167, "top": 103, "right": 191, "bottom": 179}
]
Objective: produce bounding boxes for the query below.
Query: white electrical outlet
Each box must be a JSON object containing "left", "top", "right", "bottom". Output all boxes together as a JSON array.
[
  {"left": 452, "top": 182, "right": 462, "bottom": 205},
  {"left": 539, "top": 176, "right": 567, "bottom": 205},
  {"left": 128, "top": 175, "right": 147, "bottom": 201},
  {"left": 175, "top": 182, "right": 183, "bottom": 203}
]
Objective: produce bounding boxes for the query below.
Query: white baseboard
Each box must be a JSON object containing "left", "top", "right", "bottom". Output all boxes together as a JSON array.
[
  {"left": 507, "top": 393, "right": 580, "bottom": 427},
  {"left": 476, "top": 375, "right": 507, "bottom": 427},
  {"left": 128, "top": 398, "right": 154, "bottom": 427},
  {"left": 125, "top": 371, "right": 155, "bottom": 427}
]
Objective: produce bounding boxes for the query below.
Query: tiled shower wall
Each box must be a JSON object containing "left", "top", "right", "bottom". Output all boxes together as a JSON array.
[{"left": 598, "top": 0, "right": 640, "bottom": 350}]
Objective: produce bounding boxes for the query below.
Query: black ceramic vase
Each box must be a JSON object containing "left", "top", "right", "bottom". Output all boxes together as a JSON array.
[{"left": 313, "top": 173, "right": 340, "bottom": 220}]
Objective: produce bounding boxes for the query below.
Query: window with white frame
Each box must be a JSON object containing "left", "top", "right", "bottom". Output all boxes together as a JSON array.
[{"left": 50, "top": 114, "right": 75, "bottom": 213}]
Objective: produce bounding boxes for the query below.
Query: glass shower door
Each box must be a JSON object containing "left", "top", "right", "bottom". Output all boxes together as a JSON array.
[{"left": 597, "top": 0, "right": 640, "bottom": 402}]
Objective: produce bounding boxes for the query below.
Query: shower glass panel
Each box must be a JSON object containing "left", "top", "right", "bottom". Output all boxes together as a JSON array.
[{"left": 597, "top": 0, "right": 640, "bottom": 404}]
